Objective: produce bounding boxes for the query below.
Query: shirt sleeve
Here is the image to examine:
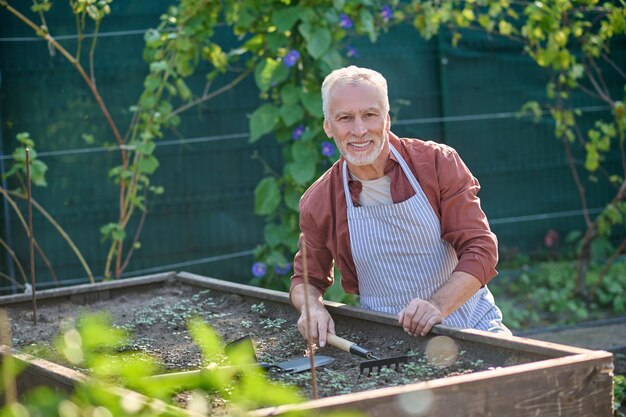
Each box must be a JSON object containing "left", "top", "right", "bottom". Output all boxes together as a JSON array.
[
  {"left": 290, "top": 200, "right": 335, "bottom": 296},
  {"left": 436, "top": 147, "right": 498, "bottom": 286}
]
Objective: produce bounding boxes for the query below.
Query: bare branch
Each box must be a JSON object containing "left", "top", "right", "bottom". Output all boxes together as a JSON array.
[{"left": 169, "top": 69, "right": 253, "bottom": 118}]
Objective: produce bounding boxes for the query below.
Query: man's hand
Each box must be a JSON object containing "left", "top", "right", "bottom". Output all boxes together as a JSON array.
[
  {"left": 397, "top": 298, "right": 444, "bottom": 337},
  {"left": 290, "top": 283, "right": 335, "bottom": 347},
  {"left": 296, "top": 303, "right": 335, "bottom": 347}
]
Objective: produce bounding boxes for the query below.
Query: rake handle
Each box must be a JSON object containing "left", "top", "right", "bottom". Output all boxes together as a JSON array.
[{"left": 326, "top": 333, "right": 378, "bottom": 360}]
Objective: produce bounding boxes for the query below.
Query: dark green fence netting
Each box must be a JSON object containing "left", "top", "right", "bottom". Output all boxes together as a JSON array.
[{"left": 0, "top": 3, "right": 624, "bottom": 294}]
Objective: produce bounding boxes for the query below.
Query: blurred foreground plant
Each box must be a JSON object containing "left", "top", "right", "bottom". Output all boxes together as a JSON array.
[{"left": 0, "top": 312, "right": 363, "bottom": 417}]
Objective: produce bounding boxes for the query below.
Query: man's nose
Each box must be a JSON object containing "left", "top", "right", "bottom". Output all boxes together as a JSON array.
[{"left": 351, "top": 118, "right": 367, "bottom": 136}]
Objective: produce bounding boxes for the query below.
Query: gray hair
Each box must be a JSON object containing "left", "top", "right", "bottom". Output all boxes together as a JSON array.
[{"left": 321, "top": 66, "right": 390, "bottom": 120}]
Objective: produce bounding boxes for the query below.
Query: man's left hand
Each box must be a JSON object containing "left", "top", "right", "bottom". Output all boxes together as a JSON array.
[{"left": 397, "top": 298, "right": 444, "bottom": 336}]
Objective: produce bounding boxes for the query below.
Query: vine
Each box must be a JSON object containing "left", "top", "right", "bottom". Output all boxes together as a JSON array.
[
  {"left": 248, "top": 0, "right": 626, "bottom": 302},
  {"left": 2, "top": 0, "right": 625, "bottom": 299}
]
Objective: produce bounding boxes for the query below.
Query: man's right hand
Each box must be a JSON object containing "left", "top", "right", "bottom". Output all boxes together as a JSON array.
[
  {"left": 296, "top": 302, "right": 335, "bottom": 347},
  {"left": 290, "top": 284, "right": 335, "bottom": 347}
]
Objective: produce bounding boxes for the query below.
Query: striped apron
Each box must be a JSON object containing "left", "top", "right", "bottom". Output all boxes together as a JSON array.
[{"left": 343, "top": 144, "right": 508, "bottom": 333}]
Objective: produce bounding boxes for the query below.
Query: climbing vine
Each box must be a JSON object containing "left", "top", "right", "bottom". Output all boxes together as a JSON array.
[
  {"left": 248, "top": 0, "right": 626, "bottom": 300},
  {"left": 2, "top": 0, "right": 625, "bottom": 298}
]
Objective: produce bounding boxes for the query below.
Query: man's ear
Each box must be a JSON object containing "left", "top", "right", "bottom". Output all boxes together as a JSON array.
[
  {"left": 323, "top": 119, "right": 333, "bottom": 138},
  {"left": 385, "top": 113, "right": 391, "bottom": 132}
]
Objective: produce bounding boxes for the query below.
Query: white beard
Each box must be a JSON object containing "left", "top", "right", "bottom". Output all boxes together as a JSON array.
[{"left": 342, "top": 132, "right": 387, "bottom": 166}]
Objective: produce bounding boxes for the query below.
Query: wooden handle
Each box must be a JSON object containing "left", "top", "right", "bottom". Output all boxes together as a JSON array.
[{"left": 326, "top": 333, "right": 354, "bottom": 353}]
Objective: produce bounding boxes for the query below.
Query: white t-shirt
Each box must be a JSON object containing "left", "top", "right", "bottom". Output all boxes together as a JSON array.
[{"left": 350, "top": 173, "right": 393, "bottom": 207}]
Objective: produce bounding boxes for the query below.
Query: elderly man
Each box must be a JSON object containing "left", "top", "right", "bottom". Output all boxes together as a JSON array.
[{"left": 290, "top": 66, "right": 510, "bottom": 347}]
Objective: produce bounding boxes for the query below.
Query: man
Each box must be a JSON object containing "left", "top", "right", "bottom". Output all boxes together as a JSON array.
[{"left": 290, "top": 66, "right": 510, "bottom": 347}]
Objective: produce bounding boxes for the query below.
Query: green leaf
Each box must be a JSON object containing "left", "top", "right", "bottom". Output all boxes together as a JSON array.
[
  {"left": 272, "top": 7, "right": 303, "bottom": 32},
  {"left": 280, "top": 84, "right": 301, "bottom": 105},
  {"left": 254, "top": 58, "right": 289, "bottom": 92},
  {"left": 266, "top": 250, "right": 288, "bottom": 267},
  {"left": 144, "top": 28, "right": 161, "bottom": 46},
  {"left": 359, "top": 9, "right": 377, "bottom": 43},
  {"left": 100, "top": 223, "right": 126, "bottom": 242},
  {"left": 266, "top": 32, "right": 287, "bottom": 54},
  {"left": 254, "top": 177, "right": 281, "bottom": 215},
  {"left": 280, "top": 104, "right": 304, "bottom": 127},
  {"left": 144, "top": 75, "right": 161, "bottom": 92},
  {"left": 175, "top": 78, "right": 192, "bottom": 100},
  {"left": 305, "top": 27, "right": 332, "bottom": 59},
  {"left": 254, "top": 58, "right": 276, "bottom": 93},
  {"left": 301, "top": 91, "right": 323, "bottom": 118},
  {"left": 82, "top": 133, "right": 95, "bottom": 144},
  {"left": 291, "top": 139, "right": 316, "bottom": 163},
  {"left": 139, "top": 92, "right": 157, "bottom": 109},
  {"left": 264, "top": 223, "right": 291, "bottom": 248},
  {"left": 322, "top": 49, "right": 344, "bottom": 70},
  {"left": 79, "top": 314, "right": 127, "bottom": 352},
  {"left": 203, "top": 43, "right": 228, "bottom": 72},
  {"left": 249, "top": 104, "right": 280, "bottom": 142},
  {"left": 150, "top": 185, "right": 165, "bottom": 195},
  {"left": 188, "top": 318, "right": 224, "bottom": 363},
  {"left": 138, "top": 155, "right": 160, "bottom": 174},
  {"left": 12, "top": 147, "right": 35, "bottom": 163},
  {"left": 298, "top": 21, "right": 313, "bottom": 40},
  {"left": 30, "top": 160, "right": 48, "bottom": 187},
  {"left": 16, "top": 132, "right": 34, "bottom": 147},
  {"left": 286, "top": 159, "right": 316, "bottom": 185},
  {"left": 332, "top": 0, "right": 345, "bottom": 11},
  {"left": 134, "top": 141, "right": 156, "bottom": 155},
  {"left": 149, "top": 60, "right": 168, "bottom": 73},
  {"left": 284, "top": 186, "right": 302, "bottom": 211}
]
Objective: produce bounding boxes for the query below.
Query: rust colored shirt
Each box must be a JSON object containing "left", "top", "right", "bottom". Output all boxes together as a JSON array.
[{"left": 290, "top": 133, "right": 498, "bottom": 296}]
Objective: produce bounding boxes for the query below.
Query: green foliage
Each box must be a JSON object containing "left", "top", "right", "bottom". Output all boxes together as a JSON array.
[
  {"left": 246, "top": 0, "right": 626, "bottom": 301},
  {"left": 615, "top": 374, "right": 626, "bottom": 414},
  {"left": 241, "top": 0, "right": 401, "bottom": 292},
  {"left": 70, "top": 0, "right": 112, "bottom": 22},
  {"left": 6, "top": 0, "right": 625, "bottom": 294},
  {"left": 2, "top": 132, "right": 49, "bottom": 188},
  {"left": 1, "top": 313, "right": 363, "bottom": 416},
  {"left": 491, "top": 258, "right": 626, "bottom": 330}
]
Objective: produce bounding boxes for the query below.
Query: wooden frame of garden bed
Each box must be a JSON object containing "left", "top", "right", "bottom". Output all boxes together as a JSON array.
[{"left": 0, "top": 271, "right": 615, "bottom": 416}]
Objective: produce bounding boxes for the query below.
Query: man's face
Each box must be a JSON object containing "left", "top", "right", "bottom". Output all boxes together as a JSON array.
[{"left": 323, "top": 82, "right": 390, "bottom": 167}]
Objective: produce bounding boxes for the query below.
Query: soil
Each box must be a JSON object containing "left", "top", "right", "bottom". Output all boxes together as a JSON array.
[{"left": 6, "top": 278, "right": 490, "bottom": 406}]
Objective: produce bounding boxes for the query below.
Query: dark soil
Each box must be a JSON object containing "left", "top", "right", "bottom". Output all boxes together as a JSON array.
[{"left": 7, "top": 279, "right": 490, "bottom": 403}]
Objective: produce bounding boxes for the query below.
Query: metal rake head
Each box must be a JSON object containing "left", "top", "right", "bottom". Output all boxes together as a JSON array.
[{"left": 359, "top": 355, "right": 409, "bottom": 375}]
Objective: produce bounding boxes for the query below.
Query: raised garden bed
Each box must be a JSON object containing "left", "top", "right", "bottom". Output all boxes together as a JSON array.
[{"left": 0, "top": 271, "right": 615, "bottom": 416}]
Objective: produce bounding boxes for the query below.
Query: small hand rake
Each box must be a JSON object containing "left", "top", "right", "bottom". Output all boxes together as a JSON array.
[{"left": 326, "top": 333, "right": 408, "bottom": 374}]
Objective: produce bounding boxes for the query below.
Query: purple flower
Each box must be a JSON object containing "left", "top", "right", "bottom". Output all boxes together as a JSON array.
[
  {"left": 346, "top": 45, "right": 359, "bottom": 58},
  {"left": 251, "top": 262, "right": 267, "bottom": 278},
  {"left": 381, "top": 5, "right": 393, "bottom": 22},
  {"left": 274, "top": 262, "right": 292, "bottom": 275},
  {"left": 292, "top": 124, "right": 305, "bottom": 140},
  {"left": 321, "top": 141, "right": 335, "bottom": 157},
  {"left": 283, "top": 50, "right": 300, "bottom": 68},
  {"left": 339, "top": 13, "right": 353, "bottom": 29}
]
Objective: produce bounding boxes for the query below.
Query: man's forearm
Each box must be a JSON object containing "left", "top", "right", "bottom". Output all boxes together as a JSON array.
[
  {"left": 428, "top": 271, "right": 482, "bottom": 317},
  {"left": 290, "top": 283, "right": 325, "bottom": 312}
]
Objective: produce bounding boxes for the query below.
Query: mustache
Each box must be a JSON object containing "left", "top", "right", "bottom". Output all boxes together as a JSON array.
[{"left": 348, "top": 135, "right": 378, "bottom": 143}]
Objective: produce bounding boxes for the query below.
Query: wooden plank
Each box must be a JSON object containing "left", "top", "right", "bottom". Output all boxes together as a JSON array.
[
  {"left": 0, "top": 346, "right": 84, "bottom": 397},
  {"left": 253, "top": 351, "right": 614, "bottom": 417},
  {"left": 0, "top": 272, "right": 175, "bottom": 307},
  {"left": 176, "top": 271, "right": 292, "bottom": 304}
]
